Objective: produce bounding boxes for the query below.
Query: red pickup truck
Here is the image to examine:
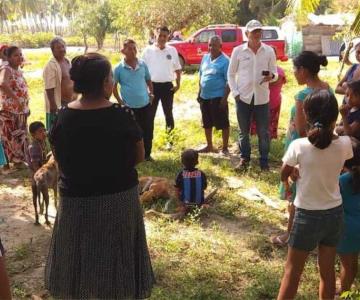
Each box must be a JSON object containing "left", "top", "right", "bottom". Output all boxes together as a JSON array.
[{"left": 168, "top": 24, "right": 288, "bottom": 67}]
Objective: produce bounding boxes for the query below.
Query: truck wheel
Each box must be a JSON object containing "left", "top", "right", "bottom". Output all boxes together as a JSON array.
[{"left": 179, "top": 56, "right": 185, "bottom": 69}]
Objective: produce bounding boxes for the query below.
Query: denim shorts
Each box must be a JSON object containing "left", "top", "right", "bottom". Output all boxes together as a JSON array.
[{"left": 288, "top": 205, "right": 343, "bottom": 251}]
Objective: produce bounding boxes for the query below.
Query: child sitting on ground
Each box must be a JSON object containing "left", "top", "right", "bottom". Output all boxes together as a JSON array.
[
  {"left": 175, "top": 149, "right": 208, "bottom": 214},
  {"left": 336, "top": 80, "right": 360, "bottom": 140},
  {"left": 337, "top": 137, "right": 360, "bottom": 293}
]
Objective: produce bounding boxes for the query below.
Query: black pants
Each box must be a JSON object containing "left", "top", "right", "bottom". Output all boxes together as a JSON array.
[
  {"left": 151, "top": 82, "right": 174, "bottom": 131},
  {"left": 132, "top": 104, "right": 153, "bottom": 158}
]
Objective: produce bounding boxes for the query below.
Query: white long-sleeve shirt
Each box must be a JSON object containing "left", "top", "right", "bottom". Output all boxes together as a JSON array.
[{"left": 227, "top": 42, "right": 278, "bottom": 105}]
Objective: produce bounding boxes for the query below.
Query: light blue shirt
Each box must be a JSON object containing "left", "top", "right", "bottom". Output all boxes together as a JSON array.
[
  {"left": 199, "top": 53, "right": 229, "bottom": 100},
  {"left": 113, "top": 59, "right": 151, "bottom": 108}
]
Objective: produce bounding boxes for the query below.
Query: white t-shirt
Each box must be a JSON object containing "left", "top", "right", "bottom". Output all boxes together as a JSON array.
[
  {"left": 282, "top": 136, "right": 353, "bottom": 210},
  {"left": 142, "top": 44, "right": 181, "bottom": 83}
]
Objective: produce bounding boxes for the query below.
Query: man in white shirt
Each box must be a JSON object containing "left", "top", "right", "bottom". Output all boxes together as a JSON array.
[
  {"left": 228, "top": 20, "right": 278, "bottom": 171},
  {"left": 142, "top": 26, "right": 182, "bottom": 150}
]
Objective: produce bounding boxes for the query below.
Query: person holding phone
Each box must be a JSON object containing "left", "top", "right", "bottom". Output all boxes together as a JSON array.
[{"left": 228, "top": 20, "right": 278, "bottom": 171}]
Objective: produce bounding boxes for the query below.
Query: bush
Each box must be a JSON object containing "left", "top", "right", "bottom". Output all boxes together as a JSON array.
[
  {"left": 0, "top": 32, "right": 54, "bottom": 48},
  {"left": 0, "top": 32, "right": 98, "bottom": 48}
]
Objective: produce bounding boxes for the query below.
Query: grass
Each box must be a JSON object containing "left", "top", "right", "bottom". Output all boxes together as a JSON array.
[{"left": 7, "top": 50, "right": 359, "bottom": 299}]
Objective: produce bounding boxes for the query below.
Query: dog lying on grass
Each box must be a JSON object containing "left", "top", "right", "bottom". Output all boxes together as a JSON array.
[
  {"left": 32, "top": 154, "right": 58, "bottom": 225},
  {"left": 139, "top": 176, "right": 217, "bottom": 220}
]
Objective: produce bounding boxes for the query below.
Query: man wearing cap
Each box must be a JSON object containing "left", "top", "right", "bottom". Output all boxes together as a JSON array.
[{"left": 228, "top": 19, "right": 278, "bottom": 171}]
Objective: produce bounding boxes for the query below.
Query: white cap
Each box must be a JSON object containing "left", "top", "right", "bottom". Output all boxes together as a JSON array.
[{"left": 245, "top": 20, "right": 262, "bottom": 32}]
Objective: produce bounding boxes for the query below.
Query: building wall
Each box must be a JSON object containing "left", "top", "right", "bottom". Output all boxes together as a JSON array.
[{"left": 302, "top": 25, "right": 343, "bottom": 55}]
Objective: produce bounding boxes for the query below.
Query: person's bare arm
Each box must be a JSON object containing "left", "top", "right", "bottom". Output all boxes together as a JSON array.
[
  {"left": 45, "top": 88, "right": 58, "bottom": 113},
  {"left": 220, "top": 84, "right": 231, "bottom": 108},
  {"left": 0, "top": 257, "right": 12, "bottom": 300},
  {"left": 172, "top": 70, "right": 181, "bottom": 93},
  {"left": 335, "top": 71, "right": 349, "bottom": 95},
  {"left": 0, "top": 68, "right": 19, "bottom": 101},
  {"left": 295, "top": 100, "right": 307, "bottom": 137},
  {"left": 135, "top": 140, "right": 145, "bottom": 165},
  {"left": 146, "top": 80, "right": 154, "bottom": 104},
  {"left": 340, "top": 104, "right": 360, "bottom": 137},
  {"left": 112, "top": 83, "right": 124, "bottom": 105}
]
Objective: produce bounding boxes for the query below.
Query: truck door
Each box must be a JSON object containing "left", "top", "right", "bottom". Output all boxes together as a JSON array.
[{"left": 220, "top": 29, "right": 239, "bottom": 57}]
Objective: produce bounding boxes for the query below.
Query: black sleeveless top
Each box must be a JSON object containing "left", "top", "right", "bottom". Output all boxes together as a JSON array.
[{"left": 49, "top": 104, "right": 142, "bottom": 197}]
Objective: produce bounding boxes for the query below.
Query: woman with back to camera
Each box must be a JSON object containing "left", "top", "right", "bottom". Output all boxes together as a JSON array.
[
  {"left": 45, "top": 53, "right": 154, "bottom": 299},
  {"left": 272, "top": 51, "right": 331, "bottom": 246}
]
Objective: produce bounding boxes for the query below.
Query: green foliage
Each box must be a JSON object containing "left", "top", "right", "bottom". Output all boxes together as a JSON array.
[
  {"left": 72, "top": 0, "right": 113, "bottom": 50},
  {"left": 0, "top": 32, "right": 54, "bottom": 48},
  {"left": 110, "top": 0, "right": 237, "bottom": 35},
  {"left": 341, "top": 290, "right": 360, "bottom": 300}
]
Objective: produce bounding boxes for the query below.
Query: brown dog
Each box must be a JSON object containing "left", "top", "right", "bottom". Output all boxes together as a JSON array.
[{"left": 32, "top": 154, "right": 58, "bottom": 225}]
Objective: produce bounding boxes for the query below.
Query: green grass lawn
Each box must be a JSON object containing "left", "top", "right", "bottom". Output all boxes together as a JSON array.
[{"left": 16, "top": 50, "right": 359, "bottom": 299}]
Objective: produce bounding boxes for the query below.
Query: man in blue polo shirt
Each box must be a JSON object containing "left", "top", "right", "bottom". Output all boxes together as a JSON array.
[
  {"left": 198, "top": 35, "right": 230, "bottom": 155},
  {"left": 113, "top": 39, "right": 155, "bottom": 161}
]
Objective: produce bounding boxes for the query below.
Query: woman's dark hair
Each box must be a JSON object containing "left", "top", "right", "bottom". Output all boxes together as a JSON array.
[
  {"left": 70, "top": 53, "right": 111, "bottom": 95},
  {"left": 6, "top": 46, "right": 20, "bottom": 58},
  {"left": 303, "top": 89, "right": 338, "bottom": 149},
  {"left": 293, "top": 51, "right": 328, "bottom": 76},
  {"left": 181, "top": 149, "right": 198, "bottom": 169},
  {"left": 344, "top": 137, "right": 360, "bottom": 193},
  {"left": 347, "top": 79, "right": 360, "bottom": 97}
]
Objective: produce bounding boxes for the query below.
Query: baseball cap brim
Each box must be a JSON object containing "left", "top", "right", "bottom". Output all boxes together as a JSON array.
[{"left": 247, "top": 26, "right": 262, "bottom": 32}]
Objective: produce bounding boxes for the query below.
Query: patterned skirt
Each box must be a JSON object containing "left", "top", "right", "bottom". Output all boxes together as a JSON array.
[
  {"left": 45, "top": 186, "right": 155, "bottom": 299},
  {"left": 0, "top": 110, "right": 28, "bottom": 163}
]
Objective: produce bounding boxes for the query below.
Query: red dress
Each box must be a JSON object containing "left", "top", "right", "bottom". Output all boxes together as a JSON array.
[{"left": 250, "top": 66, "right": 286, "bottom": 139}]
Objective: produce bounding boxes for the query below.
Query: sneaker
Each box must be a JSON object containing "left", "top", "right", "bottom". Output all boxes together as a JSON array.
[
  {"left": 234, "top": 158, "right": 249, "bottom": 171},
  {"left": 145, "top": 156, "right": 155, "bottom": 162}
]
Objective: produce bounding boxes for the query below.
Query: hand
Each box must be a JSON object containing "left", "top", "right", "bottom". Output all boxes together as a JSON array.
[
  {"left": 260, "top": 74, "right": 273, "bottom": 84},
  {"left": 219, "top": 97, "right": 228, "bottom": 109},
  {"left": 340, "top": 104, "right": 351, "bottom": 117},
  {"left": 290, "top": 167, "right": 300, "bottom": 183},
  {"left": 235, "top": 95, "right": 240, "bottom": 102},
  {"left": 342, "top": 82, "right": 348, "bottom": 91},
  {"left": 171, "top": 85, "right": 180, "bottom": 93},
  {"left": 149, "top": 93, "right": 154, "bottom": 104},
  {"left": 49, "top": 103, "right": 58, "bottom": 114}
]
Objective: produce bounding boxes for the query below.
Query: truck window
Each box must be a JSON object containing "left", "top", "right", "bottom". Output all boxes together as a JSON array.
[
  {"left": 221, "top": 30, "right": 237, "bottom": 43},
  {"left": 195, "top": 30, "right": 216, "bottom": 43},
  {"left": 261, "top": 30, "right": 278, "bottom": 40}
]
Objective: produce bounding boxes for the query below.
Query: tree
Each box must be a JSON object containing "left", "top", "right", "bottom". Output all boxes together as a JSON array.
[
  {"left": 89, "top": 1, "right": 113, "bottom": 49},
  {"left": 110, "top": 0, "right": 237, "bottom": 36},
  {"left": 71, "top": 1, "right": 92, "bottom": 53}
]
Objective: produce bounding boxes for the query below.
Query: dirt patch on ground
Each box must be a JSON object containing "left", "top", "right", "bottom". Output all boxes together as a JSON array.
[{"left": 0, "top": 172, "right": 54, "bottom": 299}]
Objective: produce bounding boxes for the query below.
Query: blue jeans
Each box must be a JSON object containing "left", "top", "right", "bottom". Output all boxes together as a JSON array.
[{"left": 236, "top": 98, "right": 270, "bottom": 166}]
